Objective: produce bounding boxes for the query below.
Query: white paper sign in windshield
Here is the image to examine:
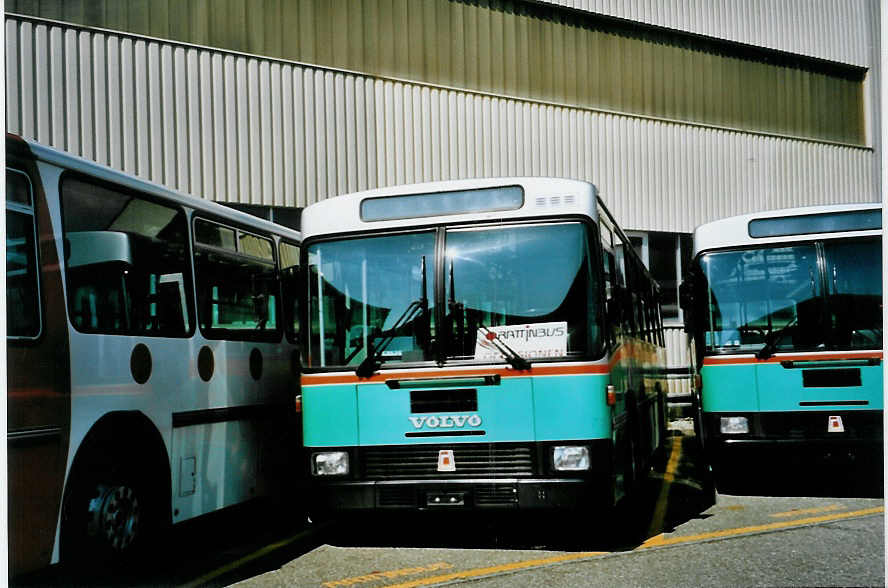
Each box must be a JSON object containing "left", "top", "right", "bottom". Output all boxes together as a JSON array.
[{"left": 474, "top": 322, "right": 568, "bottom": 361}]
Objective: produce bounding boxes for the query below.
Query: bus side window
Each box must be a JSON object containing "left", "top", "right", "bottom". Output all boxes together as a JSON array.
[
  {"left": 6, "top": 169, "right": 41, "bottom": 339},
  {"left": 193, "top": 219, "right": 280, "bottom": 339},
  {"left": 61, "top": 177, "right": 193, "bottom": 337}
]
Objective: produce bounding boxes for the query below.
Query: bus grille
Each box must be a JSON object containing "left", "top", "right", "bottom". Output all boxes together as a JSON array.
[{"left": 362, "top": 444, "right": 535, "bottom": 480}]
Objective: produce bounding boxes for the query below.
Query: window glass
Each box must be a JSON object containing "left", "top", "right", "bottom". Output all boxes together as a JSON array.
[
  {"left": 700, "top": 245, "right": 823, "bottom": 352},
  {"left": 195, "top": 219, "right": 236, "bottom": 250},
  {"left": 823, "top": 238, "right": 882, "bottom": 350},
  {"left": 280, "top": 241, "right": 302, "bottom": 344},
  {"left": 444, "top": 223, "right": 599, "bottom": 361},
  {"left": 239, "top": 232, "right": 274, "bottom": 261},
  {"left": 6, "top": 170, "right": 40, "bottom": 338},
  {"left": 307, "top": 232, "right": 436, "bottom": 368},
  {"left": 193, "top": 221, "right": 278, "bottom": 338},
  {"left": 62, "top": 177, "right": 193, "bottom": 336},
  {"left": 7, "top": 170, "right": 32, "bottom": 206}
]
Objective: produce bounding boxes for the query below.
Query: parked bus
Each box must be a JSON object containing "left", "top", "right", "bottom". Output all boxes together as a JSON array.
[
  {"left": 680, "top": 203, "right": 882, "bottom": 490},
  {"left": 6, "top": 135, "right": 303, "bottom": 576},
  {"left": 300, "top": 177, "right": 667, "bottom": 514}
]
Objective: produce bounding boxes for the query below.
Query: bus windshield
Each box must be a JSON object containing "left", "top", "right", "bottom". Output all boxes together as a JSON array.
[
  {"left": 699, "top": 238, "right": 881, "bottom": 353},
  {"left": 306, "top": 222, "right": 601, "bottom": 369},
  {"left": 443, "top": 223, "right": 599, "bottom": 362}
]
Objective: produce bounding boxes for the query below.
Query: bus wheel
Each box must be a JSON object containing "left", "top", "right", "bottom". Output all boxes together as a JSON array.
[{"left": 63, "top": 463, "right": 160, "bottom": 571}]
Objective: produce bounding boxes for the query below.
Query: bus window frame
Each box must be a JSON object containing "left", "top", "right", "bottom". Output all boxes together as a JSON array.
[
  {"left": 191, "top": 215, "right": 283, "bottom": 343},
  {"left": 300, "top": 214, "right": 610, "bottom": 372},
  {"left": 279, "top": 239, "right": 302, "bottom": 346},
  {"left": 58, "top": 171, "right": 197, "bottom": 339},
  {"left": 692, "top": 235, "right": 882, "bottom": 356},
  {"left": 6, "top": 167, "right": 43, "bottom": 342}
]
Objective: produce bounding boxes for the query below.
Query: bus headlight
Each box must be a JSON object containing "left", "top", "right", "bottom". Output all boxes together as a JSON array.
[
  {"left": 720, "top": 416, "right": 749, "bottom": 434},
  {"left": 312, "top": 451, "right": 349, "bottom": 476},
  {"left": 553, "top": 445, "right": 590, "bottom": 471}
]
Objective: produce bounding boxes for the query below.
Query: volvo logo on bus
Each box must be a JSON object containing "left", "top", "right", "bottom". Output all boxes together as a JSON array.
[{"left": 408, "top": 414, "right": 482, "bottom": 429}]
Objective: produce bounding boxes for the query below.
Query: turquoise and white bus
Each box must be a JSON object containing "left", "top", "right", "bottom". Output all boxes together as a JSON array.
[
  {"left": 7, "top": 135, "right": 303, "bottom": 576},
  {"left": 680, "top": 203, "right": 882, "bottom": 490},
  {"left": 300, "top": 177, "right": 667, "bottom": 513}
]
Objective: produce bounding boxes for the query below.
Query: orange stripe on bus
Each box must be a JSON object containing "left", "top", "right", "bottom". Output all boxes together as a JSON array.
[
  {"left": 301, "top": 363, "right": 612, "bottom": 386},
  {"left": 702, "top": 351, "right": 883, "bottom": 367}
]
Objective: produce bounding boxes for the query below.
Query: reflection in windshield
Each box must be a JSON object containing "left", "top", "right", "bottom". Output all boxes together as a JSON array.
[
  {"left": 700, "top": 239, "right": 882, "bottom": 353},
  {"left": 823, "top": 238, "right": 882, "bottom": 349},
  {"left": 444, "top": 223, "right": 599, "bottom": 362},
  {"left": 307, "top": 232, "right": 436, "bottom": 368},
  {"left": 306, "top": 222, "right": 602, "bottom": 369}
]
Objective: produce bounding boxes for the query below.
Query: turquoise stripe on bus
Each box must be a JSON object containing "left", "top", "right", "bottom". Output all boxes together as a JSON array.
[
  {"left": 700, "top": 364, "right": 759, "bottom": 412},
  {"left": 302, "top": 385, "right": 358, "bottom": 446},
  {"left": 304, "top": 373, "right": 613, "bottom": 447},
  {"left": 756, "top": 363, "right": 883, "bottom": 411},
  {"left": 357, "top": 377, "right": 535, "bottom": 445},
  {"left": 701, "top": 363, "right": 884, "bottom": 413},
  {"left": 532, "top": 374, "right": 611, "bottom": 441}
]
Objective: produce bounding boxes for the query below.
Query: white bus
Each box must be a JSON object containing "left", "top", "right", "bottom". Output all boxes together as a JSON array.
[
  {"left": 6, "top": 135, "right": 303, "bottom": 576},
  {"left": 680, "top": 203, "right": 882, "bottom": 490}
]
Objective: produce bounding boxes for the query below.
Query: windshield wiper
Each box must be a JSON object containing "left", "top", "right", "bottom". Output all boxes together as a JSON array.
[
  {"left": 356, "top": 256, "right": 429, "bottom": 378},
  {"left": 477, "top": 323, "right": 531, "bottom": 371},
  {"left": 755, "top": 315, "right": 798, "bottom": 360}
]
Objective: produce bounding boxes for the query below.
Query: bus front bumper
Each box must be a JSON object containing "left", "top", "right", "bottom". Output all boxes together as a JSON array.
[
  {"left": 703, "top": 411, "right": 883, "bottom": 470},
  {"left": 310, "top": 477, "right": 610, "bottom": 511}
]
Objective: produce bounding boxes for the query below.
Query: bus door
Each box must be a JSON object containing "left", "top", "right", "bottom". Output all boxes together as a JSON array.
[{"left": 6, "top": 159, "right": 71, "bottom": 575}]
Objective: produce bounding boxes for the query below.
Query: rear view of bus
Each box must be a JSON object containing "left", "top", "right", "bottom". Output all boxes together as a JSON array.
[
  {"left": 681, "top": 204, "right": 882, "bottom": 490},
  {"left": 301, "top": 178, "right": 667, "bottom": 514}
]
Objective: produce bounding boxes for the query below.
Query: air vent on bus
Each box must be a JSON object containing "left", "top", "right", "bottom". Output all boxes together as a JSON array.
[{"left": 535, "top": 195, "right": 575, "bottom": 207}]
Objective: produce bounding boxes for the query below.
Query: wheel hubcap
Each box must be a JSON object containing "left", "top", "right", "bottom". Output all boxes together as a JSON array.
[{"left": 87, "top": 483, "right": 141, "bottom": 552}]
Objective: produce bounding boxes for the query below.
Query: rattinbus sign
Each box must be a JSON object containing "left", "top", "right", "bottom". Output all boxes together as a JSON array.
[{"left": 474, "top": 321, "right": 568, "bottom": 360}]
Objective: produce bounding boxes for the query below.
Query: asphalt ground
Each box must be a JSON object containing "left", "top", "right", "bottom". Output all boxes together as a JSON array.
[
  {"left": 14, "top": 423, "right": 883, "bottom": 587},
  {"left": 232, "top": 426, "right": 883, "bottom": 588}
]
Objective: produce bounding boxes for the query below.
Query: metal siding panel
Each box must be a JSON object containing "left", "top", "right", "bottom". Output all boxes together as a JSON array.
[
  {"left": 120, "top": 38, "right": 136, "bottom": 175},
  {"left": 200, "top": 51, "right": 215, "bottom": 198},
  {"left": 5, "top": 15, "right": 877, "bottom": 223},
  {"left": 133, "top": 39, "right": 150, "bottom": 178},
  {"left": 211, "top": 53, "right": 227, "bottom": 201},
  {"left": 7, "top": 20, "right": 22, "bottom": 136}
]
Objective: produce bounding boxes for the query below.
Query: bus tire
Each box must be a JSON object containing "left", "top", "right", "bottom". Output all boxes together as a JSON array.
[{"left": 62, "top": 459, "right": 161, "bottom": 572}]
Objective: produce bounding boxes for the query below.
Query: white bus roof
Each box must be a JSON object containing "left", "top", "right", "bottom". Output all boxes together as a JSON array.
[
  {"left": 693, "top": 202, "right": 882, "bottom": 254},
  {"left": 17, "top": 136, "right": 302, "bottom": 242},
  {"left": 301, "top": 177, "right": 599, "bottom": 238}
]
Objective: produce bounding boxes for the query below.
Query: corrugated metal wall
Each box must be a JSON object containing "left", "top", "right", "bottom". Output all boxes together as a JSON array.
[
  {"left": 5, "top": 0, "right": 869, "bottom": 145},
  {"left": 664, "top": 326, "right": 691, "bottom": 396},
  {"left": 6, "top": 16, "right": 877, "bottom": 233},
  {"left": 537, "top": 0, "right": 876, "bottom": 67}
]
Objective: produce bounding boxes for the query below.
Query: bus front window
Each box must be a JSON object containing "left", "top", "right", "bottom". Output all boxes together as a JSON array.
[
  {"left": 444, "top": 223, "right": 600, "bottom": 362},
  {"left": 306, "top": 231, "right": 436, "bottom": 369},
  {"left": 700, "top": 245, "right": 824, "bottom": 353}
]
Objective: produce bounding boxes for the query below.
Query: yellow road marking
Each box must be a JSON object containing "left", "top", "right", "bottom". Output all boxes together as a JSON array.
[
  {"left": 770, "top": 504, "right": 843, "bottom": 518},
  {"left": 182, "top": 525, "right": 326, "bottom": 588},
  {"left": 647, "top": 436, "right": 683, "bottom": 538},
  {"left": 384, "top": 552, "right": 609, "bottom": 588},
  {"left": 385, "top": 506, "right": 883, "bottom": 587},
  {"left": 639, "top": 506, "right": 884, "bottom": 549},
  {"left": 321, "top": 562, "right": 454, "bottom": 587}
]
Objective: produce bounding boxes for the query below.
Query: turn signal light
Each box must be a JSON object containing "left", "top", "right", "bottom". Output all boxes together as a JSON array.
[
  {"left": 694, "top": 373, "right": 703, "bottom": 392},
  {"left": 606, "top": 385, "right": 616, "bottom": 406}
]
